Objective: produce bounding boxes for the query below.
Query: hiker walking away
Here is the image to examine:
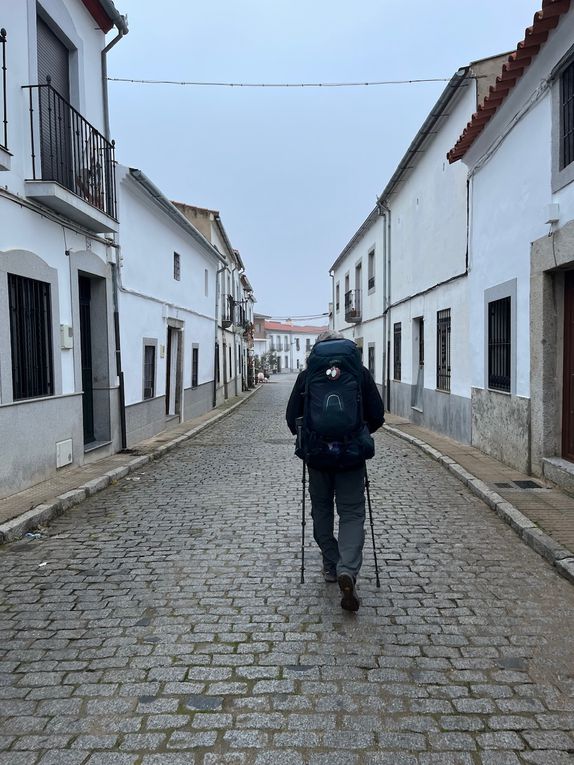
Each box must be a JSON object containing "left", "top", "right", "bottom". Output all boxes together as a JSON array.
[{"left": 286, "top": 330, "right": 384, "bottom": 612}]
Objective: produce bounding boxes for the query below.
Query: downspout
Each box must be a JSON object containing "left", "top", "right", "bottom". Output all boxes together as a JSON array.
[
  {"left": 329, "top": 269, "right": 335, "bottom": 330},
  {"left": 378, "top": 200, "right": 391, "bottom": 411},
  {"left": 213, "top": 265, "right": 227, "bottom": 408},
  {"left": 101, "top": 13, "right": 128, "bottom": 142},
  {"left": 101, "top": 14, "right": 128, "bottom": 448}
]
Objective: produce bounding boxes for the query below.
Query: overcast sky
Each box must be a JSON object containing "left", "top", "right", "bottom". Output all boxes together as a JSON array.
[{"left": 108, "top": 0, "right": 542, "bottom": 321}]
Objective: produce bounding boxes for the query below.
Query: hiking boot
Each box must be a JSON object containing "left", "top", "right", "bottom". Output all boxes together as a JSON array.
[
  {"left": 338, "top": 573, "right": 360, "bottom": 612},
  {"left": 322, "top": 567, "right": 337, "bottom": 583}
]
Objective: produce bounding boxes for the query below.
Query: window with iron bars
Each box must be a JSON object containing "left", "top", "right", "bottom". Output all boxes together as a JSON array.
[
  {"left": 8, "top": 273, "right": 54, "bottom": 400},
  {"left": 393, "top": 322, "right": 402, "bottom": 381},
  {"left": 368, "top": 344, "right": 375, "bottom": 376},
  {"left": 488, "top": 297, "right": 511, "bottom": 392},
  {"left": 192, "top": 346, "right": 199, "bottom": 388},
  {"left": 143, "top": 345, "right": 155, "bottom": 399},
  {"left": 335, "top": 283, "right": 340, "bottom": 311},
  {"left": 436, "top": 309, "right": 451, "bottom": 392},
  {"left": 173, "top": 252, "right": 181, "bottom": 281},
  {"left": 368, "top": 249, "right": 375, "bottom": 292},
  {"left": 562, "top": 59, "right": 574, "bottom": 169}
]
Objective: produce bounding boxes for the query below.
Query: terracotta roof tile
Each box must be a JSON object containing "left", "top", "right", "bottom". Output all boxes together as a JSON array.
[{"left": 448, "top": 0, "right": 571, "bottom": 163}]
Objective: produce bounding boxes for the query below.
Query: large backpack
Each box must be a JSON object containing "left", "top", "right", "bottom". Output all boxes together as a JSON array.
[{"left": 296, "top": 338, "right": 375, "bottom": 470}]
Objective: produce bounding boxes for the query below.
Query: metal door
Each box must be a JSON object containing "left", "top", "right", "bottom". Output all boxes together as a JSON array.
[{"left": 79, "top": 276, "right": 95, "bottom": 444}]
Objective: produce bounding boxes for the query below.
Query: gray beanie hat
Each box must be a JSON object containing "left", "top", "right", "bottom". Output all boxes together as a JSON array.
[{"left": 315, "top": 330, "right": 345, "bottom": 344}]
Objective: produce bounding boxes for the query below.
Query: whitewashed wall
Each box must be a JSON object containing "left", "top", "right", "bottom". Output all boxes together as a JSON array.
[{"left": 117, "top": 167, "right": 218, "bottom": 407}]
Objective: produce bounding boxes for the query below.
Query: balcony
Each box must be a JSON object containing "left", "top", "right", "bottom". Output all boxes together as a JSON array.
[
  {"left": 221, "top": 295, "right": 234, "bottom": 328},
  {"left": 345, "top": 289, "right": 362, "bottom": 323},
  {"left": 23, "top": 81, "right": 118, "bottom": 233}
]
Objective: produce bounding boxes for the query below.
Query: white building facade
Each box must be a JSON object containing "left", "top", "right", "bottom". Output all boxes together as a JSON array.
[
  {"left": 449, "top": 2, "right": 574, "bottom": 480},
  {"left": 173, "top": 204, "right": 255, "bottom": 403},
  {"left": 264, "top": 321, "right": 327, "bottom": 373},
  {"left": 331, "top": 57, "right": 504, "bottom": 444},
  {"left": 0, "top": 0, "right": 127, "bottom": 498},
  {"left": 116, "top": 167, "right": 224, "bottom": 446}
]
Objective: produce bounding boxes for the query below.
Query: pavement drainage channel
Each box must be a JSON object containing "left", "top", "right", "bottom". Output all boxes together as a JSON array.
[{"left": 494, "top": 480, "right": 548, "bottom": 490}]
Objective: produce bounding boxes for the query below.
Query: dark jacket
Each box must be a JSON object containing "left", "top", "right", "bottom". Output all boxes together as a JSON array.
[{"left": 285, "top": 366, "right": 385, "bottom": 436}]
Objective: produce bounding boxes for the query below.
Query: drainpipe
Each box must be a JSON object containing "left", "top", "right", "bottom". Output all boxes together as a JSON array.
[
  {"left": 378, "top": 200, "right": 391, "bottom": 411},
  {"left": 213, "top": 265, "right": 227, "bottom": 408},
  {"left": 329, "top": 269, "right": 335, "bottom": 330},
  {"left": 100, "top": 14, "right": 127, "bottom": 447},
  {"left": 110, "top": 250, "right": 127, "bottom": 449},
  {"left": 101, "top": 13, "right": 128, "bottom": 142}
]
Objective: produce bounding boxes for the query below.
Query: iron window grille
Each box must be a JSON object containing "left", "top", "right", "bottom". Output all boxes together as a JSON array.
[
  {"left": 306, "top": 339, "right": 311, "bottom": 352},
  {"left": 173, "top": 252, "right": 181, "bottom": 281},
  {"left": 436, "top": 309, "right": 451, "bottom": 392},
  {"left": 393, "top": 322, "right": 402, "bottom": 381},
  {"left": 488, "top": 296, "right": 511, "bottom": 392},
  {"left": 8, "top": 273, "right": 54, "bottom": 400},
  {"left": 335, "top": 284, "right": 340, "bottom": 311},
  {"left": 296, "top": 338, "right": 300, "bottom": 351},
  {"left": 368, "top": 345, "right": 375, "bottom": 376},
  {"left": 143, "top": 345, "right": 155, "bottom": 399},
  {"left": 1, "top": 28, "right": 7, "bottom": 149},
  {"left": 192, "top": 347, "right": 199, "bottom": 388},
  {"left": 368, "top": 249, "right": 375, "bottom": 291},
  {"left": 562, "top": 59, "right": 574, "bottom": 169},
  {"left": 419, "top": 317, "right": 425, "bottom": 367}
]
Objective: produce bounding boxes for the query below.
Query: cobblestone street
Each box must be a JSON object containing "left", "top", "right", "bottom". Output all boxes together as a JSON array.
[{"left": 2, "top": 375, "right": 574, "bottom": 765}]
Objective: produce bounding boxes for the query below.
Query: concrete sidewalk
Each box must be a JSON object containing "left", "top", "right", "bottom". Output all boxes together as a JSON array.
[
  {"left": 0, "top": 386, "right": 261, "bottom": 544},
  {"left": 384, "top": 413, "right": 574, "bottom": 584}
]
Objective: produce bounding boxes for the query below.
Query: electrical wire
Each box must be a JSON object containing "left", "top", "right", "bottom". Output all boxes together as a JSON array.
[{"left": 107, "top": 76, "right": 481, "bottom": 89}]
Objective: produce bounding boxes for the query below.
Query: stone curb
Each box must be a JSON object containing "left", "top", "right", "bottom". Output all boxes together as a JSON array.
[
  {"left": 383, "top": 423, "right": 574, "bottom": 585},
  {"left": 0, "top": 386, "right": 262, "bottom": 545}
]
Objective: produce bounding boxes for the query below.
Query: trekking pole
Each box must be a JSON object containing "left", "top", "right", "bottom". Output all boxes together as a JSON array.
[
  {"left": 300, "top": 461, "right": 307, "bottom": 584},
  {"left": 364, "top": 465, "right": 380, "bottom": 588}
]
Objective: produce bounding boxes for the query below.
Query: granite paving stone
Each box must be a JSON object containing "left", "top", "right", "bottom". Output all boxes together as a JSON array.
[{"left": 1, "top": 376, "right": 574, "bottom": 763}]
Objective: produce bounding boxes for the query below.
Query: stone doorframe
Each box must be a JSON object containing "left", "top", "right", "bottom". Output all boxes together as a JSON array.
[{"left": 530, "top": 218, "right": 574, "bottom": 475}]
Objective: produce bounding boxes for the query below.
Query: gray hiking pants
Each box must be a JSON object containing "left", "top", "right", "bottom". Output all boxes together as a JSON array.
[{"left": 307, "top": 464, "right": 366, "bottom": 579}]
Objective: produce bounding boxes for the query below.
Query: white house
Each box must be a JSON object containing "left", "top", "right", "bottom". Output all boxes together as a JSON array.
[
  {"left": 0, "top": 0, "right": 127, "bottom": 498},
  {"left": 448, "top": 0, "right": 574, "bottom": 482},
  {"left": 173, "top": 203, "right": 255, "bottom": 402},
  {"left": 264, "top": 321, "right": 328, "bottom": 373},
  {"left": 331, "top": 56, "right": 504, "bottom": 444},
  {"left": 115, "top": 167, "right": 225, "bottom": 445}
]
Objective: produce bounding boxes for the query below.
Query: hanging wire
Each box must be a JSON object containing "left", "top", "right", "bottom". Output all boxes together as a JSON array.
[{"left": 107, "top": 76, "right": 481, "bottom": 89}]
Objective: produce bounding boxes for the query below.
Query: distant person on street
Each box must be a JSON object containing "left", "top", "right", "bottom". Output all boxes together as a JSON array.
[{"left": 286, "top": 330, "right": 384, "bottom": 612}]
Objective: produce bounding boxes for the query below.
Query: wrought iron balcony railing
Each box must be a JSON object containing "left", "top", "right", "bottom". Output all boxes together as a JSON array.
[
  {"left": 221, "top": 295, "right": 234, "bottom": 328},
  {"left": 344, "top": 289, "right": 362, "bottom": 323},
  {"left": 23, "top": 80, "right": 117, "bottom": 219}
]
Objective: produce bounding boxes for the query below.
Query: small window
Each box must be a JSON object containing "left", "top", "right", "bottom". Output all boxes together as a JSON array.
[
  {"left": 285, "top": 355, "right": 288, "bottom": 368},
  {"left": 174, "top": 252, "right": 181, "bottom": 281},
  {"left": 368, "top": 344, "right": 375, "bottom": 376},
  {"left": 8, "top": 273, "right": 54, "bottom": 400},
  {"left": 296, "top": 338, "right": 300, "bottom": 351},
  {"left": 204, "top": 269, "right": 209, "bottom": 296},
  {"left": 143, "top": 344, "right": 155, "bottom": 399},
  {"left": 306, "top": 338, "right": 311, "bottom": 352},
  {"left": 488, "top": 297, "right": 511, "bottom": 392},
  {"left": 368, "top": 249, "right": 375, "bottom": 291},
  {"left": 336, "top": 283, "right": 340, "bottom": 311},
  {"left": 561, "top": 59, "right": 574, "bottom": 170},
  {"left": 192, "top": 346, "right": 199, "bottom": 388},
  {"left": 436, "top": 309, "right": 451, "bottom": 392},
  {"left": 393, "top": 322, "right": 402, "bottom": 381}
]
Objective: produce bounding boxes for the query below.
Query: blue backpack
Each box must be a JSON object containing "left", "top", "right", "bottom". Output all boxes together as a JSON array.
[{"left": 296, "top": 339, "right": 375, "bottom": 469}]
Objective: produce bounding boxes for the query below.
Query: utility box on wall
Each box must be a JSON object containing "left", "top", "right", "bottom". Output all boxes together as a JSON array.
[
  {"left": 56, "top": 439, "right": 73, "bottom": 468},
  {"left": 60, "top": 324, "right": 73, "bottom": 349}
]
